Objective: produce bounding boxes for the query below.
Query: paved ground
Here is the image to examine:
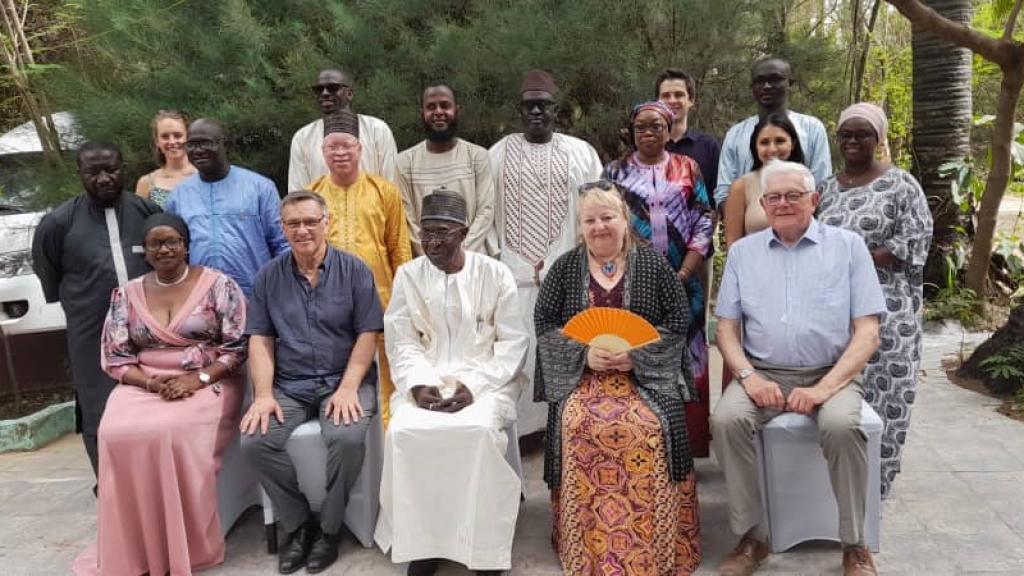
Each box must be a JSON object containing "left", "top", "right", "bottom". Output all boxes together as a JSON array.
[{"left": 2, "top": 324, "right": 1023, "bottom": 575}]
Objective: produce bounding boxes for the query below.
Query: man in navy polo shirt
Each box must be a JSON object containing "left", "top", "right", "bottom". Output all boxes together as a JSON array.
[{"left": 240, "top": 190, "right": 383, "bottom": 575}]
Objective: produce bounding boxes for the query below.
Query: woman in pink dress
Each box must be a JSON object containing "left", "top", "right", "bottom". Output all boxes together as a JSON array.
[{"left": 73, "top": 212, "right": 248, "bottom": 576}]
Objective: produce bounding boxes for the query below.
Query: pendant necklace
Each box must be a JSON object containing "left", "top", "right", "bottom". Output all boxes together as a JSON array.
[
  {"left": 155, "top": 266, "right": 190, "bottom": 287},
  {"left": 601, "top": 260, "right": 618, "bottom": 278}
]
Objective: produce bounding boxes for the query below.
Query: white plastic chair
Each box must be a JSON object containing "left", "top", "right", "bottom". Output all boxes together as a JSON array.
[
  {"left": 217, "top": 430, "right": 264, "bottom": 536},
  {"left": 756, "top": 400, "right": 882, "bottom": 553}
]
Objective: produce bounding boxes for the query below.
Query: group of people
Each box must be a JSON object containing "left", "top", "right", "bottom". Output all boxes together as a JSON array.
[{"left": 29, "top": 55, "right": 932, "bottom": 576}]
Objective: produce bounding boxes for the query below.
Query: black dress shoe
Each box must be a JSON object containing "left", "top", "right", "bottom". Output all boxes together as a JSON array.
[
  {"left": 278, "top": 522, "right": 314, "bottom": 574},
  {"left": 305, "top": 531, "right": 339, "bottom": 574},
  {"left": 407, "top": 558, "right": 441, "bottom": 576},
  {"left": 476, "top": 571, "right": 504, "bottom": 576}
]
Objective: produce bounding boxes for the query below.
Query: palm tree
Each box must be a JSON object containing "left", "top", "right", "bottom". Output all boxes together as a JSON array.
[{"left": 907, "top": 0, "right": 973, "bottom": 290}]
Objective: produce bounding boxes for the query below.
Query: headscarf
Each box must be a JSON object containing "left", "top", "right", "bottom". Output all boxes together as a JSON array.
[
  {"left": 520, "top": 69, "right": 558, "bottom": 96},
  {"left": 631, "top": 100, "right": 676, "bottom": 125},
  {"left": 142, "top": 212, "right": 190, "bottom": 247},
  {"left": 838, "top": 102, "right": 888, "bottom": 142},
  {"left": 421, "top": 188, "right": 467, "bottom": 226},
  {"left": 323, "top": 109, "right": 360, "bottom": 139}
]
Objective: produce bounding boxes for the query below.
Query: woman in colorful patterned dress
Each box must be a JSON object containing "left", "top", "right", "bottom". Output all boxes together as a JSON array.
[
  {"left": 817, "top": 102, "right": 932, "bottom": 498},
  {"left": 535, "top": 182, "right": 701, "bottom": 575},
  {"left": 603, "top": 101, "right": 714, "bottom": 458},
  {"left": 73, "top": 213, "right": 248, "bottom": 576},
  {"left": 135, "top": 109, "right": 196, "bottom": 208}
]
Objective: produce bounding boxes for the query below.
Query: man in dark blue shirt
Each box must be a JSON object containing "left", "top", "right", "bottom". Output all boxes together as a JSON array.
[
  {"left": 240, "top": 190, "right": 383, "bottom": 575},
  {"left": 657, "top": 68, "right": 721, "bottom": 205}
]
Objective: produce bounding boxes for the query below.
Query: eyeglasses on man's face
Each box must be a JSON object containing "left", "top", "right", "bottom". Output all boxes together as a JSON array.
[
  {"left": 420, "top": 227, "right": 463, "bottom": 243},
  {"left": 310, "top": 83, "right": 350, "bottom": 96},
  {"left": 763, "top": 191, "right": 810, "bottom": 206},
  {"left": 519, "top": 99, "right": 557, "bottom": 113},
  {"left": 145, "top": 238, "right": 185, "bottom": 252},
  {"left": 184, "top": 138, "right": 223, "bottom": 152},
  {"left": 283, "top": 216, "right": 325, "bottom": 231}
]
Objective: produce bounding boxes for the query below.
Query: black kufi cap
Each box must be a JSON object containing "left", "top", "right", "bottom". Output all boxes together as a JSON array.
[
  {"left": 421, "top": 188, "right": 467, "bottom": 226},
  {"left": 323, "top": 109, "right": 359, "bottom": 138}
]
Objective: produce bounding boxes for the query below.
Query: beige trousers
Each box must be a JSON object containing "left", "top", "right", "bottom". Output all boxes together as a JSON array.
[{"left": 711, "top": 377, "right": 867, "bottom": 546}]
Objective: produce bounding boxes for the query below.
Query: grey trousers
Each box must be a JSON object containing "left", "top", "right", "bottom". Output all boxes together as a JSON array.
[
  {"left": 241, "top": 381, "right": 376, "bottom": 536},
  {"left": 711, "top": 377, "right": 867, "bottom": 546}
]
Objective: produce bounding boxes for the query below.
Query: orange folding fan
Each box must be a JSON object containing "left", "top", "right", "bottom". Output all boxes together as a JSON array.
[{"left": 561, "top": 307, "right": 661, "bottom": 353}]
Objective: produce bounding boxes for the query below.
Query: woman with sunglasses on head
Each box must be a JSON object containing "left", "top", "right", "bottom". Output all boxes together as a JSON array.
[
  {"left": 817, "top": 103, "right": 932, "bottom": 500},
  {"left": 535, "top": 181, "right": 701, "bottom": 575},
  {"left": 723, "top": 112, "right": 806, "bottom": 249},
  {"left": 73, "top": 213, "right": 248, "bottom": 576},
  {"left": 135, "top": 110, "right": 196, "bottom": 208},
  {"left": 603, "top": 101, "right": 715, "bottom": 458}
]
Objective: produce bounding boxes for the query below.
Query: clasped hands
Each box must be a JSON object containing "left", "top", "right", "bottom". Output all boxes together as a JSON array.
[
  {"left": 146, "top": 372, "right": 203, "bottom": 401},
  {"left": 412, "top": 383, "right": 474, "bottom": 413},
  {"left": 742, "top": 373, "right": 830, "bottom": 415},
  {"left": 586, "top": 347, "right": 634, "bottom": 372}
]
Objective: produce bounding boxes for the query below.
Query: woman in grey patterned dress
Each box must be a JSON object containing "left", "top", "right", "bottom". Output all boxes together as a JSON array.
[{"left": 817, "top": 103, "right": 932, "bottom": 498}]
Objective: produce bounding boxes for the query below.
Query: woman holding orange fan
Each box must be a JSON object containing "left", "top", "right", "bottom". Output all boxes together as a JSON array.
[{"left": 534, "top": 180, "right": 701, "bottom": 575}]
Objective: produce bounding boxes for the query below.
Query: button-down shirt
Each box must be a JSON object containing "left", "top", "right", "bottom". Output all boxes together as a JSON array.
[
  {"left": 666, "top": 128, "right": 721, "bottom": 203},
  {"left": 715, "top": 111, "right": 832, "bottom": 207},
  {"left": 167, "top": 166, "right": 289, "bottom": 296},
  {"left": 245, "top": 246, "right": 384, "bottom": 403},
  {"left": 716, "top": 219, "right": 885, "bottom": 367}
]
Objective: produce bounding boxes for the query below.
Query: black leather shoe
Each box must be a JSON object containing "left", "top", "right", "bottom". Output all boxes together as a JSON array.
[
  {"left": 305, "top": 530, "right": 339, "bottom": 574},
  {"left": 476, "top": 571, "right": 504, "bottom": 576},
  {"left": 278, "top": 522, "right": 314, "bottom": 574},
  {"left": 408, "top": 558, "right": 441, "bottom": 576}
]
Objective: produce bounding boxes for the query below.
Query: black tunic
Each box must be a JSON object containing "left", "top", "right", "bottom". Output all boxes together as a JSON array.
[{"left": 31, "top": 191, "right": 161, "bottom": 435}]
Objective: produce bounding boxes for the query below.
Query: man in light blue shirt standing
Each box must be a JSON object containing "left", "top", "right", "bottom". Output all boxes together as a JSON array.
[
  {"left": 712, "top": 160, "right": 884, "bottom": 576},
  {"left": 715, "top": 58, "right": 832, "bottom": 208},
  {"left": 167, "top": 118, "right": 288, "bottom": 296}
]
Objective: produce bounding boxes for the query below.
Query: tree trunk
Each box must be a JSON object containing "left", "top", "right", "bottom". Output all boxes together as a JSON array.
[
  {"left": 965, "top": 59, "right": 1024, "bottom": 296},
  {"left": 959, "top": 304, "right": 1024, "bottom": 395},
  {"left": 909, "top": 0, "right": 973, "bottom": 291}
]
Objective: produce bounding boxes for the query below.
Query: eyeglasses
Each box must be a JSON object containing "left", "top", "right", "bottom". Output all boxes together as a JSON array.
[
  {"left": 577, "top": 179, "right": 617, "bottom": 195},
  {"left": 837, "top": 130, "right": 876, "bottom": 142},
  {"left": 310, "top": 83, "right": 350, "bottom": 96},
  {"left": 519, "top": 99, "right": 557, "bottom": 113},
  {"left": 184, "top": 138, "right": 223, "bottom": 152},
  {"left": 420, "top": 227, "right": 464, "bottom": 243},
  {"left": 322, "top": 142, "right": 359, "bottom": 154},
  {"left": 634, "top": 123, "right": 667, "bottom": 134},
  {"left": 282, "top": 216, "right": 325, "bottom": 231},
  {"left": 763, "top": 191, "right": 809, "bottom": 205},
  {"left": 752, "top": 74, "right": 789, "bottom": 87},
  {"left": 145, "top": 238, "right": 185, "bottom": 251}
]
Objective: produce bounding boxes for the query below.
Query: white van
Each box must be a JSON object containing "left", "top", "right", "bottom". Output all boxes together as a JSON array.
[{"left": 0, "top": 112, "right": 80, "bottom": 337}]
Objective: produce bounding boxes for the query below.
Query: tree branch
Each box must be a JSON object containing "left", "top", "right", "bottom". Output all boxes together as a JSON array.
[
  {"left": 885, "top": 0, "right": 1008, "bottom": 65},
  {"left": 1004, "top": 0, "right": 1024, "bottom": 41}
]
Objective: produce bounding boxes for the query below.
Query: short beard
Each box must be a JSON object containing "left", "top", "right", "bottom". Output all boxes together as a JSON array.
[{"left": 424, "top": 118, "right": 458, "bottom": 142}]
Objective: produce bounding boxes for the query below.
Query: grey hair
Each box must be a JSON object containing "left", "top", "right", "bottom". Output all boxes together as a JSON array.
[
  {"left": 760, "top": 159, "right": 815, "bottom": 194},
  {"left": 281, "top": 189, "right": 328, "bottom": 217}
]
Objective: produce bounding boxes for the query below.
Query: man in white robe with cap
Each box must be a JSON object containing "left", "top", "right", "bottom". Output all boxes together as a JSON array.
[{"left": 375, "top": 189, "right": 528, "bottom": 576}]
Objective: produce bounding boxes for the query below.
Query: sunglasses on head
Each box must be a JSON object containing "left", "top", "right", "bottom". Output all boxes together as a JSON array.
[{"left": 577, "top": 179, "right": 617, "bottom": 195}]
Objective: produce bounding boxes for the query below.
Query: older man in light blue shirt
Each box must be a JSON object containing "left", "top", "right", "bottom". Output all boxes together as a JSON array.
[
  {"left": 712, "top": 160, "right": 884, "bottom": 576},
  {"left": 714, "top": 58, "right": 831, "bottom": 207}
]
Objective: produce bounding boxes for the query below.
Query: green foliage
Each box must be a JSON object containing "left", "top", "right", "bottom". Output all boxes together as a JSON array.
[
  {"left": 924, "top": 283, "right": 982, "bottom": 328},
  {"left": 39, "top": 0, "right": 849, "bottom": 200},
  {"left": 978, "top": 342, "right": 1024, "bottom": 389}
]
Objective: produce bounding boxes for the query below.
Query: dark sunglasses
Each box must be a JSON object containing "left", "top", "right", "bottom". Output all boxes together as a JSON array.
[
  {"left": 577, "top": 179, "right": 617, "bottom": 195},
  {"left": 310, "top": 83, "right": 350, "bottom": 96}
]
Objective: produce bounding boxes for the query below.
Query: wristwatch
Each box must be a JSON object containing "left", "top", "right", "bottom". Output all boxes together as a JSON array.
[
  {"left": 198, "top": 371, "right": 213, "bottom": 385},
  {"left": 736, "top": 368, "right": 756, "bottom": 383}
]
